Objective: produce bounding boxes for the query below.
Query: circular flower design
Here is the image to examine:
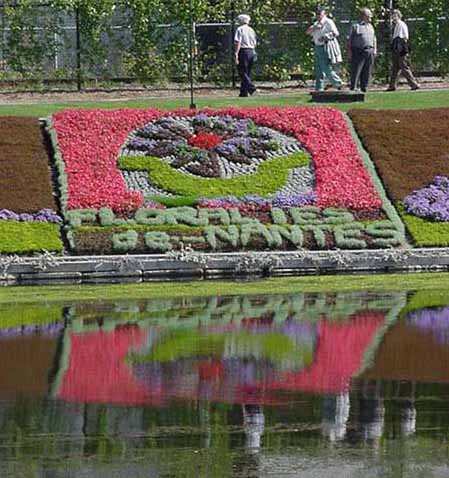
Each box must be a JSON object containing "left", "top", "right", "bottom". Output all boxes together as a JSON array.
[{"left": 121, "top": 114, "right": 305, "bottom": 180}]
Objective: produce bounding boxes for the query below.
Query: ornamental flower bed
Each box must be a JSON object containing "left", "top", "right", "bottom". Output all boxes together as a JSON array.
[
  {"left": 349, "top": 108, "right": 449, "bottom": 247},
  {"left": 50, "top": 107, "right": 405, "bottom": 255},
  {"left": 0, "top": 117, "right": 63, "bottom": 254}
]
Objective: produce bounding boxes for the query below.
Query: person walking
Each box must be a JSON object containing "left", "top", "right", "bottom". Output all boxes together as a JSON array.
[
  {"left": 306, "top": 6, "right": 343, "bottom": 92},
  {"left": 348, "top": 8, "right": 377, "bottom": 92},
  {"left": 235, "top": 14, "right": 257, "bottom": 97},
  {"left": 386, "top": 9, "right": 420, "bottom": 91}
]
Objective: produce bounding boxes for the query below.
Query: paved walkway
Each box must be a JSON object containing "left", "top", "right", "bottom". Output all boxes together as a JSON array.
[{"left": 0, "top": 79, "right": 448, "bottom": 105}]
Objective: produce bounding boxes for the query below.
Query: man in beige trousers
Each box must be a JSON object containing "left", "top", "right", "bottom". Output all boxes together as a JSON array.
[{"left": 386, "top": 9, "right": 420, "bottom": 91}]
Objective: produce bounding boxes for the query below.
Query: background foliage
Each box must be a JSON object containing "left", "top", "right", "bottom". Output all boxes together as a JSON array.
[{"left": 0, "top": 0, "right": 447, "bottom": 88}]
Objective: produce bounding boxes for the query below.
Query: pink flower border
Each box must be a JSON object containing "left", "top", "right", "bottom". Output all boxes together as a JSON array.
[{"left": 52, "top": 107, "right": 382, "bottom": 213}]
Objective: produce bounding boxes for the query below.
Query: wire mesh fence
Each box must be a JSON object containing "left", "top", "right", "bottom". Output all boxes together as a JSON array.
[{"left": 0, "top": 1, "right": 447, "bottom": 91}]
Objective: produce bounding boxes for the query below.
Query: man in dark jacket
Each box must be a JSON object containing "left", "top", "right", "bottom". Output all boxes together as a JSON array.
[
  {"left": 386, "top": 9, "right": 420, "bottom": 91},
  {"left": 348, "top": 8, "right": 377, "bottom": 92}
]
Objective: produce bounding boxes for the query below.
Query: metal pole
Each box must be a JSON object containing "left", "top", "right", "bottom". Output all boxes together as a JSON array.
[
  {"left": 230, "top": 0, "right": 236, "bottom": 88},
  {"left": 384, "top": 0, "right": 394, "bottom": 83},
  {"left": 75, "top": 6, "right": 82, "bottom": 91},
  {"left": 188, "top": 0, "right": 196, "bottom": 109}
]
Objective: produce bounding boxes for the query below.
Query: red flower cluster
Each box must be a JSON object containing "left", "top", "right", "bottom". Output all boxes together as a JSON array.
[
  {"left": 53, "top": 106, "right": 381, "bottom": 213},
  {"left": 188, "top": 132, "right": 223, "bottom": 150},
  {"left": 53, "top": 109, "right": 165, "bottom": 213},
  {"left": 207, "top": 107, "right": 382, "bottom": 210}
]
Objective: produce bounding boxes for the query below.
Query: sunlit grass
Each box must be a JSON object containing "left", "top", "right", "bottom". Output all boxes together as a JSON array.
[
  {"left": 0, "top": 89, "right": 449, "bottom": 117},
  {"left": 1, "top": 272, "right": 449, "bottom": 304}
]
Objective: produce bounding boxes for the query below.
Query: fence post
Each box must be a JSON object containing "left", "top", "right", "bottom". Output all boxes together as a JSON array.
[
  {"left": 230, "top": 0, "right": 236, "bottom": 88},
  {"left": 75, "top": 6, "right": 82, "bottom": 91},
  {"left": 188, "top": 0, "right": 196, "bottom": 109},
  {"left": 383, "top": 0, "right": 393, "bottom": 83}
]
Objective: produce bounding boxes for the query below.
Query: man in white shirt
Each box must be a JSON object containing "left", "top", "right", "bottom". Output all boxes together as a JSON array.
[
  {"left": 306, "top": 6, "right": 343, "bottom": 92},
  {"left": 234, "top": 14, "right": 257, "bottom": 97},
  {"left": 386, "top": 9, "right": 419, "bottom": 91}
]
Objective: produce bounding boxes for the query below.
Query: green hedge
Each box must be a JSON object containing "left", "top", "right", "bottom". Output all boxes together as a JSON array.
[{"left": 0, "top": 221, "right": 63, "bottom": 254}]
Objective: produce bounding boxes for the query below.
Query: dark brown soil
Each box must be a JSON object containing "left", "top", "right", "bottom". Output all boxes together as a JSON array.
[
  {"left": 0, "top": 117, "right": 56, "bottom": 212},
  {"left": 349, "top": 109, "right": 449, "bottom": 201}
]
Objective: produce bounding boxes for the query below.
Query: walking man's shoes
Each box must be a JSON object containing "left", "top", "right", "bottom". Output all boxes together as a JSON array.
[
  {"left": 385, "top": 87, "right": 396, "bottom": 92},
  {"left": 411, "top": 85, "right": 420, "bottom": 90}
]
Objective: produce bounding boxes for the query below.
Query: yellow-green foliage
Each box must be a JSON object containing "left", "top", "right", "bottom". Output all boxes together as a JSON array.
[
  {"left": 0, "top": 303, "right": 63, "bottom": 329},
  {"left": 0, "top": 221, "right": 63, "bottom": 254},
  {"left": 400, "top": 209, "right": 449, "bottom": 247},
  {"left": 119, "top": 153, "right": 310, "bottom": 197}
]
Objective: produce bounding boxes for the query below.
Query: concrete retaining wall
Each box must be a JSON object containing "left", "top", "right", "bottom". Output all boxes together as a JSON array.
[{"left": 1, "top": 248, "right": 449, "bottom": 285}]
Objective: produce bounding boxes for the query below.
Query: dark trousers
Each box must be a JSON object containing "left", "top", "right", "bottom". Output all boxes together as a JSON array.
[
  {"left": 238, "top": 49, "right": 256, "bottom": 97},
  {"left": 350, "top": 48, "right": 374, "bottom": 92},
  {"left": 389, "top": 52, "right": 419, "bottom": 89}
]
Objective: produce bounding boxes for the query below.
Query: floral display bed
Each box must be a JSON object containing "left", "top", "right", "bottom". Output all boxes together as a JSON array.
[
  {"left": 349, "top": 109, "right": 449, "bottom": 247},
  {"left": 49, "top": 107, "right": 405, "bottom": 255},
  {"left": 0, "top": 117, "right": 63, "bottom": 254}
]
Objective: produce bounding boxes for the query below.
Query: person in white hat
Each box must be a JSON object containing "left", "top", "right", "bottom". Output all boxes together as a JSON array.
[{"left": 234, "top": 14, "right": 257, "bottom": 97}]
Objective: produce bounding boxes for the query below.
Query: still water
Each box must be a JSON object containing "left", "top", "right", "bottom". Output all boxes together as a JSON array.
[{"left": 1, "top": 289, "right": 449, "bottom": 477}]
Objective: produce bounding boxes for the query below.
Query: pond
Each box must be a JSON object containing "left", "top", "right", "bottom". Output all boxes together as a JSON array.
[{"left": 0, "top": 285, "right": 449, "bottom": 477}]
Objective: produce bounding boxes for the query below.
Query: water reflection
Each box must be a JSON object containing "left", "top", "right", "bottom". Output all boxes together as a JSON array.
[
  {"left": 0, "top": 290, "right": 449, "bottom": 477},
  {"left": 54, "top": 293, "right": 402, "bottom": 406}
]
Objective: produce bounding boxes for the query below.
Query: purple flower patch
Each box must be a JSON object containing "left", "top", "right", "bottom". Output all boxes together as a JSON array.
[
  {"left": 0, "top": 208, "right": 62, "bottom": 224},
  {"left": 404, "top": 176, "right": 449, "bottom": 221},
  {"left": 272, "top": 192, "right": 317, "bottom": 208}
]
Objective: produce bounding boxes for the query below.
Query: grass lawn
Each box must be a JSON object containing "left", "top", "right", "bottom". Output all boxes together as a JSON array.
[
  {"left": 1, "top": 89, "right": 449, "bottom": 117},
  {"left": 1, "top": 272, "right": 449, "bottom": 305}
]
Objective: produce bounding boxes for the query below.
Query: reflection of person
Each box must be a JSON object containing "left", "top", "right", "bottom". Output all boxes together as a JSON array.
[
  {"left": 400, "top": 399, "right": 417, "bottom": 436},
  {"left": 243, "top": 404, "right": 265, "bottom": 450},
  {"left": 348, "top": 8, "right": 377, "bottom": 92},
  {"left": 322, "top": 392, "right": 350, "bottom": 442},
  {"left": 386, "top": 10, "right": 420, "bottom": 91},
  {"left": 234, "top": 14, "right": 257, "bottom": 97},
  {"left": 306, "top": 6, "right": 343, "bottom": 92},
  {"left": 360, "top": 397, "right": 385, "bottom": 447}
]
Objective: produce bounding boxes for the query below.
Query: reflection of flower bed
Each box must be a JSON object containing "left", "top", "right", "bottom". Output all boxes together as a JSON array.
[
  {"left": 0, "top": 303, "right": 63, "bottom": 331},
  {"left": 51, "top": 107, "right": 406, "bottom": 254},
  {"left": 130, "top": 320, "right": 316, "bottom": 396},
  {"left": 407, "top": 307, "right": 449, "bottom": 345},
  {"left": 55, "top": 298, "right": 393, "bottom": 405},
  {"left": 136, "top": 324, "right": 315, "bottom": 371},
  {"left": 350, "top": 108, "right": 449, "bottom": 247}
]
